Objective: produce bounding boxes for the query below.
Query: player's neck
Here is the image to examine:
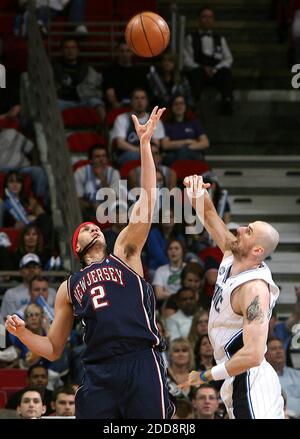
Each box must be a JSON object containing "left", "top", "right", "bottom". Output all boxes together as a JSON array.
[
  {"left": 231, "top": 258, "right": 261, "bottom": 277},
  {"left": 84, "top": 248, "right": 106, "bottom": 266}
]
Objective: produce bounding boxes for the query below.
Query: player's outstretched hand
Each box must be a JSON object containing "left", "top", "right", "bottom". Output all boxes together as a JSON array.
[
  {"left": 178, "top": 370, "right": 204, "bottom": 390},
  {"left": 132, "top": 106, "right": 166, "bottom": 145},
  {"left": 5, "top": 314, "right": 26, "bottom": 337},
  {"left": 183, "top": 175, "right": 211, "bottom": 200}
]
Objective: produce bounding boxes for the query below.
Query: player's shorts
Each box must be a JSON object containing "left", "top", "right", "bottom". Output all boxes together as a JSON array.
[
  {"left": 75, "top": 348, "right": 176, "bottom": 419},
  {"left": 220, "top": 359, "right": 284, "bottom": 419}
]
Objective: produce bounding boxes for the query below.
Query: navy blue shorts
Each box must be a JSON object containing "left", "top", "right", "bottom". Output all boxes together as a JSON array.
[{"left": 75, "top": 349, "right": 175, "bottom": 419}]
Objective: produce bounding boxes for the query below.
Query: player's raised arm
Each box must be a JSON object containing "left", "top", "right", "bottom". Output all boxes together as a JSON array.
[
  {"left": 184, "top": 174, "right": 235, "bottom": 254},
  {"left": 5, "top": 280, "right": 74, "bottom": 362},
  {"left": 114, "top": 106, "right": 165, "bottom": 274}
]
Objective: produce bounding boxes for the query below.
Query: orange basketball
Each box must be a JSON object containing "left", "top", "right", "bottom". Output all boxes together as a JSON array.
[{"left": 125, "top": 11, "right": 170, "bottom": 58}]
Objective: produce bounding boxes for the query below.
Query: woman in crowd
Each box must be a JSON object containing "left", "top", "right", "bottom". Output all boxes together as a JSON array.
[
  {"left": 161, "top": 95, "right": 209, "bottom": 165},
  {"left": 167, "top": 337, "right": 194, "bottom": 401},
  {"left": 194, "top": 333, "right": 216, "bottom": 372},
  {"left": 187, "top": 309, "right": 209, "bottom": 351}
]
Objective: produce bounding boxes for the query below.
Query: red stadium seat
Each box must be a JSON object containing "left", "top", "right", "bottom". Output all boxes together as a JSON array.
[
  {"left": 0, "top": 390, "right": 7, "bottom": 408},
  {"left": 72, "top": 159, "right": 91, "bottom": 172},
  {"left": 62, "top": 107, "right": 102, "bottom": 128},
  {"left": 0, "top": 369, "right": 28, "bottom": 398},
  {"left": 0, "top": 117, "right": 20, "bottom": 130},
  {"left": 106, "top": 107, "right": 131, "bottom": 129},
  {"left": 67, "top": 132, "right": 107, "bottom": 153},
  {"left": 0, "top": 228, "right": 21, "bottom": 252},
  {"left": 119, "top": 160, "right": 141, "bottom": 179},
  {"left": 170, "top": 160, "right": 211, "bottom": 181}
]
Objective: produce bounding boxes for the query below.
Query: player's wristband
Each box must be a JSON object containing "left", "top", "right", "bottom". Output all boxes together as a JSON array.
[
  {"left": 211, "top": 363, "right": 230, "bottom": 381},
  {"left": 199, "top": 370, "right": 209, "bottom": 382}
]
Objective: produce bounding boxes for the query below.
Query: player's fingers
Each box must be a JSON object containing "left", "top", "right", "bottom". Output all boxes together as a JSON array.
[
  {"left": 203, "top": 182, "right": 211, "bottom": 189},
  {"left": 156, "top": 107, "right": 166, "bottom": 120},
  {"left": 149, "top": 106, "right": 158, "bottom": 120},
  {"left": 131, "top": 114, "right": 139, "bottom": 130}
]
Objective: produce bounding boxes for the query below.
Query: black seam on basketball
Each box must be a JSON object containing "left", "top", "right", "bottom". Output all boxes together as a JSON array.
[
  {"left": 140, "top": 13, "right": 154, "bottom": 56},
  {"left": 143, "top": 14, "right": 166, "bottom": 47},
  {"left": 129, "top": 22, "right": 138, "bottom": 55}
]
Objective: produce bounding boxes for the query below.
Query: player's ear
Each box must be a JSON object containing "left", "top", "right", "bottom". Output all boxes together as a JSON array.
[
  {"left": 253, "top": 246, "right": 264, "bottom": 257},
  {"left": 76, "top": 242, "right": 81, "bottom": 253}
]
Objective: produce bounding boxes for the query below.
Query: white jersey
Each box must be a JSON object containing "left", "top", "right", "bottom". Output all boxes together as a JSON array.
[
  {"left": 208, "top": 254, "right": 284, "bottom": 419},
  {"left": 208, "top": 254, "right": 279, "bottom": 364}
]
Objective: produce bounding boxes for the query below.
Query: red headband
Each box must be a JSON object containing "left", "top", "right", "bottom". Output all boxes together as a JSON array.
[{"left": 71, "top": 222, "right": 96, "bottom": 258}]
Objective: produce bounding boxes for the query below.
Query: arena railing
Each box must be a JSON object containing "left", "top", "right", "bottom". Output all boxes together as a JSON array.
[{"left": 22, "top": 0, "right": 82, "bottom": 273}]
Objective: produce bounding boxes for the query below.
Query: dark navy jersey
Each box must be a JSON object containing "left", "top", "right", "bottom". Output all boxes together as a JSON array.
[{"left": 67, "top": 253, "right": 165, "bottom": 363}]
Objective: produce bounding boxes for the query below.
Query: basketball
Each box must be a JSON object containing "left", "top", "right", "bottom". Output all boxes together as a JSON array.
[{"left": 125, "top": 12, "right": 170, "bottom": 58}]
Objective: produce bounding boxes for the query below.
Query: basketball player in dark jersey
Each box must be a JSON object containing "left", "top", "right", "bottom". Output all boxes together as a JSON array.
[{"left": 5, "top": 106, "right": 175, "bottom": 419}]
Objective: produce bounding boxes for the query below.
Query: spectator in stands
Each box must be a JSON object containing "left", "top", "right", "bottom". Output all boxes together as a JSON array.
[
  {"left": 0, "top": 131, "right": 50, "bottom": 208},
  {"left": 187, "top": 309, "right": 209, "bottom": 351},
  {"left": 161, "top": 95, "right": 209, "bottom": 165},
  {"left": 50, "top": 385, "right": 75, "bottom": 417},
  {"left": 12, "top": 224, "right": 52, "bottom": 270},
  {"left": 194, "top": 333, "right": 216, "bottom": 371},
  {"left": 167, "top": 337, "right": 194, "bottom": 400},
  {"left": 145, "top": 207, "right": 185, "bottom": 275},
  {"left": 147, "top": 51, "right": 194, "bottom": 108},
  {"left": 19, "top": 0, "right": 88, "bottom": 35},
  {"left": 0, "top": 253, "right": 56, "bottom": 318},
  {"left": 181, "top": 262, "right": 204, "bottom": 306},
  {"left": 9, "top": 303, "right": 50, "bottom": 368},
  {"left": 165, "top": 288, "right": 198, "bottom": 341},
  {"left": 192, "top": 384, "right": 220, "bottom": 419},
  {"left": 111, "top": 88, "right": 165, "bottom": 166},
  {"left": 164, "top": 261, "right": 204, "bottom": 317},
  {"left": 1, "top": 171, "right": 53, "bottom": 244},
  {"left": 103, "top": 40, "right": 149, "bottom": 108},
  {"left": 269, "top": 287, "right": 300, "bottom": 363},
  {"left": 103, "top": 201, "right": 128, "bottom": 254},
  {"left": 15, "top": 275, "right": 55, "bottom": 319},
  {"left": 16, "top": 386, "right": 46, "bottom": 419},
  {"left": 152, "top": 239, "right": 186, "bottom": 310},
  {"left": 173, "top": 398, "right": 194, "bottom": 419},
  {"left": 52, "top": 37, "right": 105, "bottom": 121},
  {"left": 183, "top": 6, "right": 234, "bottom": 115},
  {"left": 127, "top": 143, "right": 177, "bottom": 191},
  {"left": 6, "top": 364, "right": 54, "bottom": 415},
  {"left": 198, "top": 245, "right": 223, "bottom": 310},
  {"left": 266, "top": 337, "right": 300, "bottom": 418},
  {"left": 73, "top": 145, "right": 121, "bottom": 221}
]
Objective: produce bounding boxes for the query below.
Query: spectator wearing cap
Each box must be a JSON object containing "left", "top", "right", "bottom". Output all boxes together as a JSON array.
[
  {"left": 0, "top": 253, "right": 56, "bottom": 318},
  {"left": 73, "top": 145, "right": 122, "bottom": 222}
]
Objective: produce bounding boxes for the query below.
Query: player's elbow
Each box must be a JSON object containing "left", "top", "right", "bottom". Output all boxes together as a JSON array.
[{"left": 246, "top": 349, "right": 264, "bottom": 368}]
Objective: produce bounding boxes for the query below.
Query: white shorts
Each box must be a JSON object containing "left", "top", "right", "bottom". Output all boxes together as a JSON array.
[{"left": 220, "top": 359, "right": 284, "bottom": 419}]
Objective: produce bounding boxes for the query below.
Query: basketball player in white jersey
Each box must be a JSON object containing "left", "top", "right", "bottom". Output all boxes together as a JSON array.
[{"left": 181, "top": 174, "right": 284, "bottom": 419}]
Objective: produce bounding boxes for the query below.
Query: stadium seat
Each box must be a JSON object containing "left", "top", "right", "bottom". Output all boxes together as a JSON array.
[
  {"left": 119, "top": 160, "right": 141, "bottom": 179},
  {"left": 67, "top": 132, "right": 107, "bottom": 153},
  {"left": 106, "top": 107, "right": 131, "bottom": 129},
  {"left": 0, "top": 117, "right": 20, "bottom": 130},
  {"left": 62, "top": 107, "right": 102, "bottom": 128},
  {"left": 0, "top": 369, "right": 28, "bottom": 398},
  {"left": 170, "top": 160, "right": 211, "bottom": 181},
  {"left": 0, "top": 390, "right": 7, "bottom": 409},
  {"left": 72, "top": 159, "right": 91, "bottom": 172},
  {"left": 0, "top": 228, "right": 21, "bottom": 252}
]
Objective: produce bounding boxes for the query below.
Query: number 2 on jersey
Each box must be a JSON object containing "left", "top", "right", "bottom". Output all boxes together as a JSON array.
[{"left": 90, "top": 285, "right": 110, "bottom": 310}]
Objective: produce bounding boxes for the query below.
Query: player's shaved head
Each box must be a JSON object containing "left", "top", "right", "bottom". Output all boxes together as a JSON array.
[{"left": 253, "top": 221, "right": 279, "bottom": 259}]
